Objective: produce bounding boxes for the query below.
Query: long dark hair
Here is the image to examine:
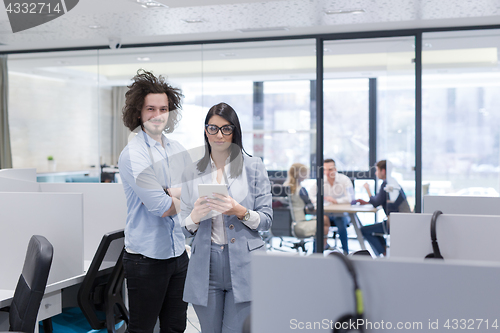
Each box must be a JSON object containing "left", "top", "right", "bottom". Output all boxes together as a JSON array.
[{"left": 197, "top": 103, "right": 249, "bottom": 178}]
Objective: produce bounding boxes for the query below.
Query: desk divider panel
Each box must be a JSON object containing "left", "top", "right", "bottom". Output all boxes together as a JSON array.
[
  {"left": 390, "top": 213, "right": 500, "bottom": 261},
  {"left": 0, "top": 168, "right": 37, "bottom": 182},
  {"left": 423, "top": 195, "right": 500, "bottom": 215},
  {"left": 252, "top": 253, "right": 500, "bottom": 333},
  {"left": 40, "top": 183, "right": 127, "bottom": 261},
  {"left": 0, "top": 192, "right": 84, "bottom": 290},
  {"left": 0, "top": 177, "right": 41, "bottom": 192}
]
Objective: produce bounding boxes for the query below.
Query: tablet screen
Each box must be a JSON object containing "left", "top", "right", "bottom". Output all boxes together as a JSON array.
[{"left": 198, "top": 184, "right": 229, "bottom": 199}]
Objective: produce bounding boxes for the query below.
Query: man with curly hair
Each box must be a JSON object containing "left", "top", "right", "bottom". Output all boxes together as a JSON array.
[{"left": 118, "top": 70, "right": 191, "bottom": 333}]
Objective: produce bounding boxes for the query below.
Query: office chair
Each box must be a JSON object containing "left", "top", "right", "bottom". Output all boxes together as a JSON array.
[
  {"left": 268, "top": 184, "right": 313, "bottom": 253},
  {"left": 369, "top": 188, "right": 412, "bottom": 255},
  {"left": 77, "top": 229, "right": 128, "bottom": 333},
  {"left": 350, "top": 250, "right": 372, "bottom": 257},
  {"left": 0, "top": 235, "right": 54, "bottom": 333}
]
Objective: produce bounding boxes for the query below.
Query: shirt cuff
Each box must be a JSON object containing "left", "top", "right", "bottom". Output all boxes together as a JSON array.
[
  {"left": 241, "top": 210, "right": 260, "bottom": 230},
  {"left": 185, "top": 214, "right": 199, "bottom": 234}
]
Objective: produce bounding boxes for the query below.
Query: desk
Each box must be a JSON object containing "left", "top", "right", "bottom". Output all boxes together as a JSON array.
[
  {"left": 323, "top": 204, "right": 379, "bottom": 251},
  {"left": 0, "top": 261, "right": 116, "bottom": 332},
  {"left": 0, "top": 276, "right": 83, "bottom": 332}
]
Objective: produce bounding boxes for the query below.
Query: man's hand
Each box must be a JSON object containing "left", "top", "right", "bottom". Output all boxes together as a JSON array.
[
  {"left": 167, "top": 187, "right": 181, "bottom": 199},
  {"left": 325, "top": 196, "right": 338, "bottom": 204},
  {"left": 357, "top": 199, "right": 369, "bottom": 205},
  {"left": 162, "top": 197, "right": 181, "bottom": 217}
]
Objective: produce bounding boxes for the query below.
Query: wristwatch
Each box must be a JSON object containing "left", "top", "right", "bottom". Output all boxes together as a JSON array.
[{"left": 240, "top": 209, "right": 250, "bottom": 221}]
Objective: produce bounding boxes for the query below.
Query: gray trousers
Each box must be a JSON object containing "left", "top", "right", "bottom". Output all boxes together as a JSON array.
[{"left": 193, "top": 243, "right": 251, "bottom": 333}]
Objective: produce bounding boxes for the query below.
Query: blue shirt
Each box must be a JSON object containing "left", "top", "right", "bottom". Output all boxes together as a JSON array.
[{"left": 118, "top": 130, "right": 191, "bottom": 259}]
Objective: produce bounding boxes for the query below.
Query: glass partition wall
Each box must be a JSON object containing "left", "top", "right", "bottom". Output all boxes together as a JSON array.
[
  {"left": 8, "top": 50, "right": 101, "bottom": 175},
  {"left": 422, "top": 29, "right": 500, "bottom": 197},
  {"left": 323, "top": 37, "right": 416, "bottom": 221},
  {"left": 8, "top": 39, "right": 317, "bottom": 176},
  {"left": 6, "top": 27, "right": 500, "bottom": 252}
]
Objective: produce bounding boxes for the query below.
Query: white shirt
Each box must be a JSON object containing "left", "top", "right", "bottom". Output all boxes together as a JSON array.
[
  {"left": 309, "top": 172, "right": 354, "bottom": 205},
  {"left": 184, "top": 156, "right": 260, "bottom": 244}
]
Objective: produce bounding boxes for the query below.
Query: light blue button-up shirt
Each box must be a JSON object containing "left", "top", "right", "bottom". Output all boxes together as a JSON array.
[{"left": 118, "top": 130, "right": 191, "bottom": 259}]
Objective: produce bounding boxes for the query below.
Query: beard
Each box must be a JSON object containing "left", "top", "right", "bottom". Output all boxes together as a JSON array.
[{"left": 143, "top": 118, "right": 167, "bottom": 136}]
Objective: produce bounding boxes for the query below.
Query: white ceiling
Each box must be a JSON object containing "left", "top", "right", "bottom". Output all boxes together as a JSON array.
[{"left": 0, "top": 0, "right": 500, "bottom": 52}]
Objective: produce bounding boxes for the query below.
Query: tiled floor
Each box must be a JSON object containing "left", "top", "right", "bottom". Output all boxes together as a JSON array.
[
  {"left": 185, "top": 304, "right": 201, "bottom": 333},
  {"left": 267, "top": 224, "right": 377, "bottom": 256}
]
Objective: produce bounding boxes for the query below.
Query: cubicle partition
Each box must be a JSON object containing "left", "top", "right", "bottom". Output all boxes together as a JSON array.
[
  {"left": 0, "top": 169, "right": 128, "bottom": 328},
  {"left": 0, "top": 192, "right": 84, "bottom": 290},
  {"left": 423, "top": 195, "right": 500, "bottom": 215},
  {"left": 390, "top": 212, "right": 500, "bottom": 261},
  {"left": 0, "top": 189, "right": 85, "bottom": 328},
  {"left": 252, "top": 253, "right": 500, "bottom": 332},
  {"left": 40, "top": 183, "right": 127, "bottom": 262},
  {"left": 0, "top": 168, "right": 37, "bottom": 181},
  {"left": 0, "top": 168, "right": 40, "bottom": 192},
  {"left": 0, "top": 169, "right": 127, "bottom": 263}
]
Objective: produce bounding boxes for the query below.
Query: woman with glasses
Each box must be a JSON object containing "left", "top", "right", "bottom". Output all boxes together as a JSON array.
[{"left": 180, "top": 102, "right": 272, "bottom": 333}]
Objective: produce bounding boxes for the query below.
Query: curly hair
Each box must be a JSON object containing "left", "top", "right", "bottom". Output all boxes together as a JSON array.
[{"left": 122, "top": 69, "right": 183, "bottom": 132}]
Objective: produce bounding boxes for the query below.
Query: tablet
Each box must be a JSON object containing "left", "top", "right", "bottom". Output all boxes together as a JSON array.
[{"left": 198, "top": 183, "right": 229, "bottom": 199}]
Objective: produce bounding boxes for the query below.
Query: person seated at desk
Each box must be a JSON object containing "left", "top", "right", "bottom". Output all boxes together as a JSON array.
[
  {"left": 284, "top": 163, "right": 330, "bottom": 248},
  {"left": 309, "top": 158, "right": 354, "bottom": 254},
  {"left": 357, "top": 159, "right": 411, "bottom": 256}
]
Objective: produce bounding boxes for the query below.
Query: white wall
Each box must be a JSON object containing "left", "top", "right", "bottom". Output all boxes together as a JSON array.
[{"left": 8, "top": 73, "right": 113, "bottom": 172}]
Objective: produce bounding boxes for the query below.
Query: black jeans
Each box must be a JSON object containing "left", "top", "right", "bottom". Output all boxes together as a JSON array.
[{"left": 123, "top": 251, "right": 189, "bottom": 333}]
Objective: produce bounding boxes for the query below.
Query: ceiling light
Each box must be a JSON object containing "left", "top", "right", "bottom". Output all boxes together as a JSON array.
[
  {"left": 313, "top": 47, "right": 332, "bottom": 53},
  {"left": 325, "top": 9, "right": 365, "bottom": 15},
  {"left": 182, "top": 19, "right": 204, "bottom": 24},
  {"left": 220, "top": 53, "right": 237, "bottom": 57},
  {"left": 135, "top": 0, "right": 168, "bottom": 8},
  {"left": 145, "top": 2, "right": 166, "bottom": 8},
  {"left": 88, "top": 25, "right": 102, "bottom": 29},
  {"left": 237, "top": 27, "right": 289, "bottom": 33},
  {"left": 137, "top": 57, "right": 150, "bottom": 61}
]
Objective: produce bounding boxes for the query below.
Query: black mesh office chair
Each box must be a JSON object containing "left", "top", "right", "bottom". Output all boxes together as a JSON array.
[
  {"left": 1, "top": 235, "right": 53, "bottom": 333},
  {"left": 77, "top": 229, "right": 128, "bottom": 333}
]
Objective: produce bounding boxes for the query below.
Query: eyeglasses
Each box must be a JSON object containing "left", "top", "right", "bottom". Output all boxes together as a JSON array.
[{"left": 205, "top": 124, "right": 235, "bottom": 136}]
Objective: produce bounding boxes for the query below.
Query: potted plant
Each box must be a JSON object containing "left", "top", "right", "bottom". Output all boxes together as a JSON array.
[{"left": 47, "top": 155, "right": 56, "bottom": 171}]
